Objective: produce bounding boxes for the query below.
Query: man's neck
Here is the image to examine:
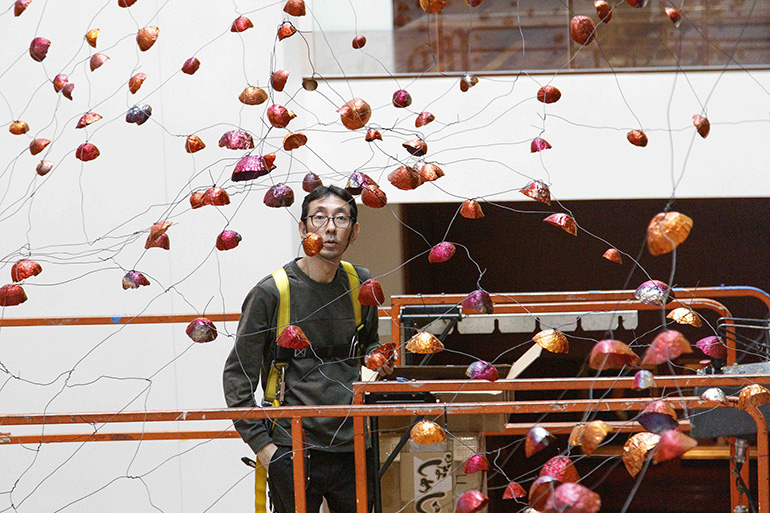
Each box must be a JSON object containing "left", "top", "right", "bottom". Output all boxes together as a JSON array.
[{"left": 297, "top": 256, "right": 340, "bottom": 283}]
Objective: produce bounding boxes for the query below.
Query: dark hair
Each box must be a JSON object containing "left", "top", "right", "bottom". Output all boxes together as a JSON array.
[{"left": 301, "top": 185, "right": 358, "bottom": 223}]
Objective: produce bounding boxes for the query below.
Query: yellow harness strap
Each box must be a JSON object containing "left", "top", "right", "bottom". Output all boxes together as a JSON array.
[{"left": 258, "top": 262, "right": 364, "bottom": 513}]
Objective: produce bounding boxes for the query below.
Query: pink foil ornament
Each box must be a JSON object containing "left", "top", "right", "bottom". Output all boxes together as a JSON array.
[
  {"left": 218, "top": 130, "right": 255, "bottom": 150},
  {"left": 428, "top": 242, "right": 456, "bottom": 263},
  {"left": 502, "top": 481, "right": 526, "bottom": 499},
  {"left": 540, "top": 455, "right": 579, "bottom": 483},
  {"left": 122, "top": 270, "right": 150, "bottom": 289},
  {"left": 232, "top": 154, "right": 273, "bottom": 182},
  {"left": 531, "top": 137, "right": 552, "bottom": 153},
  {"left": 263, "top": 184, "right": 294, "bottom": 207},
  {"left": 652, "top": 429, "right": 697, "bottom": 464},
  {"left": 29, "top": 37, "right": 51, "bottom": 61},
  {"left": 463, "top": 454, "right": 489, "bottom": 474},
  {"left": 465, "top": 360, "right": 499, "bottom": 381},
  {"left": 186, "top": 317, "right": 218, "bottom": 343},
  {"left": 392, "top": 89, "right": 412, "bottom": 108},
  {"left": 695, "top": 335, "right": 727, "bottom": 360},
  {"left": 462, "top": 289, "right": 493, "bottom": 314},
  {"left": 455, "top": 490, "right": 488, "bottom": 513},
  {"left": 640, "top": 330, "right": 692, "bottom": 365},
  {"left": 544, "top": 482, "right": 601, "bottom": 513},
  {"left": 634, "top": 280, "right": 674, "bottom": 305}
]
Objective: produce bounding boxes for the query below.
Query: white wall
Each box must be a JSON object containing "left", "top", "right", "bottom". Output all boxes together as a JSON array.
[{"left": 1, "top": 0, "right": 769, "bottom": 511}]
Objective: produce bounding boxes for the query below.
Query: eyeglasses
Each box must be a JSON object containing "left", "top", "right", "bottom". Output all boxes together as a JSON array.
[{"left": 306, "top": 214, "right": 354, "bottom": 229}]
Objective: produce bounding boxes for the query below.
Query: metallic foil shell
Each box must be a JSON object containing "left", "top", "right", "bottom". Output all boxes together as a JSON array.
[
  {"left": 428, "top": 242, "right": 456, "bottom": 263},
  {"left": 637, "top": 400, "right": 678, "bottom": 433},
  {"left": 406, "top": 331, "right": 444, "bottom": 354},
  {"left": 652, "top": 430, "right": 697, "bottom": 464},
  {"left": 626, "top": 129, "right": 648, "bottom": 147},
  {"left": 646, "top": 211, "right": 693, "bottom": 256},
  {"left": 284, "top": 0, "right": 306, "bottom": 16},
  {"left": 239, "top": 86, "right": 268, "bottom": 106},
  {"left": 215, "top": 230, "right": 242, "bottom": 251},
  {"left": 540, "top": 455, "right": 579, "bottom": 483},
  {"left": 361, "top": 185, "right": 387, "bottom": 208},
  {"left": 589, "top": 339, "right": 638, "bottom": 369},
  {"left": 602, "top": 248, "right": 622, "bottom": 263},
  {"left": 543, "top": 213, "right": 577, "bottom": 236},
  {"left": 534, "top": 329, "right": 568, "bottom": 353},
  {"left": 640, "top": 330, "right": 692, "bottom": 365},
  {"left": 338, "top": 98, "right": 371, "bottom": 130},
  {"left": 460, "top": 199, "right": 484, "bottom": 219},
  {"left": 263, "top": 184, "right": 295, "bottom": 208},
  {"left": 595, "top": 1, "right": 612, "bottom": 23},
  {"left": 11, "top": 260, "right": 42, "bottom": 282},
  {"left": 415, "top": 112, "right": 435, "bottom": 127},
  {"left": 185, "top": 317, "right": 218, "bottom": 343},
  {"left": 667, "top": 307, "right": 702, "bottom": 327},
  {"left": 276, "top": 325, "right": 311, "bottom": 350},
  {"left": 737, "top": 384, "right": 770, "bottom": 412},
  {"left": 410, "top": 420, "right": 446, "bottom": 444},
  {"left": 463, "top": 454, "right": 489, "bottom": 474},
  {"left": 136, "top": 26, "right": 159, "bottom": 51},
  {"left": 520, "top": 180, "right": 551, "bottom": 205},
  {"left": 525, "top": 426, "right": 555, "bottom": 457},
  {"left": 581, "top": 420, "right": 613, "bottom": 455},
  {"left": 358, "top": 279, "right": 385, "bottom": 306},
  {"left": 695, "top": 336, "right": 727, "bottom": 359},
  {"left": 462, "top": 289, "right": 493, "bottom": 314},
  {"left": 0, "top": 284, "right": 27, "bottom": 306},
  {"left": 634, "top": 279, "right": 674, "bottom": 305},
  {"left": 537, "top": 85, "right": 561, "bottom": 104},
  {"left": 634, "top": 369, "right": 657, "bottom": 391},
  {"left": 544, "top": 483, "right": 601, "bottom": 513},
  {"left": 570, "top": 16, "right": 595, "bottom": 45},
  {"left": 455, "top": 490, "right": 488, "bottom": 513},
  {"left": 623, "top": 432, "right": 660, "bottom": 476}
]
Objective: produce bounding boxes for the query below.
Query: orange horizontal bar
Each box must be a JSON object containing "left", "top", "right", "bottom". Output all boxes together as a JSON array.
[
  {"left": 489, "top": 419, "right": 692, "bottom": 436},
  {"left": 353, "top": 374, "right": 770, "bottom": 396},
  {"left": 0, "top": 396, "right": 730, "bottom": 427},
  {"left": 0, "top": 430, "right": 240, "bottom": 445}
]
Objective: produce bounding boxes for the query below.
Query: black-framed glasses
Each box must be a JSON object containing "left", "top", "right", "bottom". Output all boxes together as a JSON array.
[{"left": 307, "top": 214, "right": 353, "bottom": 229}]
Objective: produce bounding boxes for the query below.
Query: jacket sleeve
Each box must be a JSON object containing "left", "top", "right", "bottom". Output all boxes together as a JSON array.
[{"left": 222, "top": 281, "right": 277, "bottom": 454}]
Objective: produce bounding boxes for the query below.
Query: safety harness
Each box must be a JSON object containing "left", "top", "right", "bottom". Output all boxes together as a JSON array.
[
  {"left": 254, "top": 261, "right": 364, "bottom": 513},
  {"left": 263, "top": 260, "right": 363, "bottom": 407}
]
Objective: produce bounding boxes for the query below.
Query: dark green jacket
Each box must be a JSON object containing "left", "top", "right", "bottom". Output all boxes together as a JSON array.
[{"left": 223, "top": 259, "right": 379, "bottom": 453}]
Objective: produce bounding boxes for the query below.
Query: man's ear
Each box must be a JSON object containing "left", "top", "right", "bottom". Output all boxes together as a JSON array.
[
  {"left": 348, "top": 222, "right": 360, "bottom": 245},
  {"left": 298, "top": 219, "right": 308, "bottom": 237}
]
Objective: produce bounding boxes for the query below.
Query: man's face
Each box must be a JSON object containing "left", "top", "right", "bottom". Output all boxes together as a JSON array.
[{"left": 299, "top": 194, "right": 359, "bottom": 263}]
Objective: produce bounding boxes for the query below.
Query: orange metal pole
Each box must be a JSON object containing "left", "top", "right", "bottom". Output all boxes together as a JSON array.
[
  {"left": 748, "top": 407, "right": 770, "bottom": 513},
  {"left": 291, "top": 417, "right": 306, "bottom": 513},
  {"left": 354, "top": 416, "right": 368, "bottom": 513}
]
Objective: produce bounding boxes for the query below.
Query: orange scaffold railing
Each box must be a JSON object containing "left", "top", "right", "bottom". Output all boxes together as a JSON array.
[{"left": 1, "top": 286, "right": 769, "bottom": 513}]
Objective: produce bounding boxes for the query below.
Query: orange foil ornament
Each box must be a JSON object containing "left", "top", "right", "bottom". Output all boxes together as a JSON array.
[
  {"left": 460, "top": 199, "right": 484, "bottom": 219},
  {"left": 543, "top": 213, "right": 577, "bottom": 235},
  {"left": 410, "top": 420, "right": 446, "bottom": 444},
  {"left": 136, "top": 26, "right": 159, "bottom": 51},
  {"left": 623, "top": 432, "right": 660, "bottom": 476},
  {"left": 647, "top": 211, "right": 693, "bottom": 255},
  {"left": 534, "top": 329, "right": 568, "bottom": 353},
  {"left": 338, "top": 98, "right": 372, "bottom": 130},
  {"left": 406, "top": 331, "right": 444, "bottom": 354},
  {"left": 0, "top": 284, "right": 28, "bottom": 306}
]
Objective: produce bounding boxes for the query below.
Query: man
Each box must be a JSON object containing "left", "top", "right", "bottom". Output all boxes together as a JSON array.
[{"left": 223, "top": 185, "right": 388, "bottom": 513}]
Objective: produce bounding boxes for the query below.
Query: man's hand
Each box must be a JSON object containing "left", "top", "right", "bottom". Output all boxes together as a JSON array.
[
  {"left": 377, "top": 363, "right": 394, "bottom": 377},
  {"left": 257, "top": 443, "right": 278, "bottom": 468}
]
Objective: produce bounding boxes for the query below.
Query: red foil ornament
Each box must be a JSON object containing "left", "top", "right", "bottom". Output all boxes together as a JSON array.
[
  {"left": 216, "top": 230, "right": 242, "bottom": 251},
  {"left": 11, "top": 260, "right": 42, "bottom": 282},
  {"left": 463, "top": 454, "right": 489, "bottom": 474},
  {"left": 520, "top": 180, "right": 551, "bottom": 204},
  {"left": 276, "top": 325, "right": 311, "bottom": 349},
  {"left": 75, "top": 143, "right": 100, "bottom": 162},
  {"left": 122, "top": 270, "right": 150, "bottom": 289},
  {"left": 537, "top": 85, "right": 561, "bottom": 103},
  {"left": 0, "top": 284, "right": 27, "bottom": 306},
  {"left": 359, "top": 279, "right": 385, "bottom": 306},
  {"left": 263, "top": 184, "right": 295, "bottom": 208}
]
